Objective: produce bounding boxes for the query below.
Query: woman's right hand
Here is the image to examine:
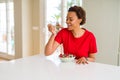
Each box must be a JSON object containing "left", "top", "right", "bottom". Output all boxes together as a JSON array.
[{"left": 47, "top": 24, "right": 56, "bottom": 35}]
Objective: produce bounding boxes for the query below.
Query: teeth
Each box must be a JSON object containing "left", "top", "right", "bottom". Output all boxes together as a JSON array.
[{"left": 68, "top": 24, "right": 71, "bottom": 26}]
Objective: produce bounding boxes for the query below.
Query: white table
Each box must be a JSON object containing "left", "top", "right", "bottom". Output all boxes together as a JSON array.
[{"left": 0, "top": 54, "right": 120, "bottom": 80}]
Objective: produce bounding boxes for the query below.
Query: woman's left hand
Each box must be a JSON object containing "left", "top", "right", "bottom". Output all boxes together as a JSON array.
[{"left": 76, "top": 57, "right": 88, "bottom": 64}]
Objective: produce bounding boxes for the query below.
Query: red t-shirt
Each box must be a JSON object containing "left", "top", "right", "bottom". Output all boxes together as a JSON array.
[{"left": 55, "top": 28, "right": 97, "bottom": 59}]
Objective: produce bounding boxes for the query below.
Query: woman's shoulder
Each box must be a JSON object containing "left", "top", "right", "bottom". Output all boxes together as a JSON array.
[
  {"left": 83, "top": 28, "right": 96, "bottom": 37},
  {"left": 59, "top": 28, "right": 69, "bottom": 33},
  {"left": 60, "top": 28, "right": 68, "bottom": 31}
]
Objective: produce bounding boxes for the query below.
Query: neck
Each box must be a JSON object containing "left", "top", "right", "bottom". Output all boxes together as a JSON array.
[{"left": 72, "top": 28, "right": 84, "bottom": 38}]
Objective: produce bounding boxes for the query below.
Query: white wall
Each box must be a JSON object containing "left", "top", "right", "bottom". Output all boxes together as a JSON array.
[
  {"left": 14, "top": 0, "right": 33, "bottom": 58},
  {"left": 31, "top": 0, "right": 45, "bottom": 55},
  {"left": 83, "top": 0, "right": 119, "bottom": 65},
  {"left": 14, "top": 0, "right": 45, "bottom": 58},
  {"left": 22, "top": 0, "right": 33, "bottom": 57},
  {"left": 119, "top": 0, "right": 120, "bottom": 66},
  {"left": 14, "top": 0, "right": 23, "bottom": 58},
  {"left": 32, "top": 0, "right": 40, "bottom": 55},
  {"left": 39, "top": 0, "right": 46, "bottom": 54}
]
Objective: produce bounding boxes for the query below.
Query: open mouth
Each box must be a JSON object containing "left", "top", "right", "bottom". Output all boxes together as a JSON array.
[{"left": 67, "top": 24, "right": 72, "bottom": 28}]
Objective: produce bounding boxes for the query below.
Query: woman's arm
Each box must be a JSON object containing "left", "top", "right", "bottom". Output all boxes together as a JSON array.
[
  {"left": 44, "top": 24, "right": 60, "bottom": 56},
  {"left": 76, "top": 53, "right": 96, "bottom": 64},
  {"left": 87, "top": 53, "right": 96, "bottom": 62},
  {"left": 45, "top": 34, "right": 60, "bottom": 56}
]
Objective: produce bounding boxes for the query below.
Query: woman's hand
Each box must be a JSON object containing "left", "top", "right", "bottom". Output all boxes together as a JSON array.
[
  {"left": 48, "top": 24, "right": 56, "bottom": 35},
  {"left": 76, "top": 57, "right": 88, "bottom": 64},
  {"left": 56, "top": 23, "right": 64, "bottom": 29}
]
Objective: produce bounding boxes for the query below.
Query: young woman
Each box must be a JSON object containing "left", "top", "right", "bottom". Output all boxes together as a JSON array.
[{"left": 45, "top": 6, "right": 97, "bottom": 64}]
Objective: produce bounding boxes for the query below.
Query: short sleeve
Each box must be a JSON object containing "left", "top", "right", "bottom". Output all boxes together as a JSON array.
[
  {"left": 89, "top": 33, "right": 97, "bottom": 53},
  {"left": 54, "top": 29, "right": 64, "bottom": 44}
]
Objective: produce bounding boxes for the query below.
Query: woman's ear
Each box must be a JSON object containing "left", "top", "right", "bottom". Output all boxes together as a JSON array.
[{"left": 78, "top": 19, "right": 82, "bottom": 24}]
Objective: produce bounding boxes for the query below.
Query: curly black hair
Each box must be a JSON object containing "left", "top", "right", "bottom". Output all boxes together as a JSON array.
[{"left": 68, "top": 6, "right": 86, "bottom": 25}]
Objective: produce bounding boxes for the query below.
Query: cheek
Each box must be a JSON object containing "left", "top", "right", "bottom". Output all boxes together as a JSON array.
[
  {"left": 71, "top": 20, "right": 76, "bottom": 25},
  {"left": 72, "top": 22, "right": 79, "bottom": 27}
]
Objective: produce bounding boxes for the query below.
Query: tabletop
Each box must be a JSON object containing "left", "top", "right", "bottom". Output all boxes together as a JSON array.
[{"left": 0, "top": 54, "right": 120, "bottom": 80}]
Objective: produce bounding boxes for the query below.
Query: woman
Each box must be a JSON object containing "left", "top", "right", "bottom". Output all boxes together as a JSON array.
[{"left": 45, "top": 6, "right": 97, "bottom": 64}]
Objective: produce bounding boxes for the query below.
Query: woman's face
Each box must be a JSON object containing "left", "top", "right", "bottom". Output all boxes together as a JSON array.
[{"left": 66, "top": 11, "right": 82, "bottom": 30}]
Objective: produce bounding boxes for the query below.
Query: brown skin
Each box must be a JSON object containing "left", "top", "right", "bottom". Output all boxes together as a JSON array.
[{"left": 45, "top": 11, "right": 96, "bottom": 64}]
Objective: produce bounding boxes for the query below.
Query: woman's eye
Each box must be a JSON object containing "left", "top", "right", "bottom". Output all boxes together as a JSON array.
[
  {"left": 66, "top": 18, "right": 73, "bottom": 22},
  {"left": 66, "top": 18, "right": 68, "bottom": 21},
  {"left": 70, "top": 18, "right": 73, "bottom": 21},
  {"left": 70, "top": 19, "right": 73, "bottom": 21}
]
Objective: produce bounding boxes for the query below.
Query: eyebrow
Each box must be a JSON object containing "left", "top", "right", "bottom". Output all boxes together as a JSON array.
[{"left": 66, "top": 16, "right": 73, "bottom": 18}]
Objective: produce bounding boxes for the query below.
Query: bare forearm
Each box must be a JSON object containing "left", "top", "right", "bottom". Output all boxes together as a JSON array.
[
  {"left": 87, "top": 57, "right": 95, "bottom": 62},
  {"left": 87, "top": 53, "right": 96, "bottom": 62},
  {"left": 45, "top": 34, "right": 56, "bottom": 56}
]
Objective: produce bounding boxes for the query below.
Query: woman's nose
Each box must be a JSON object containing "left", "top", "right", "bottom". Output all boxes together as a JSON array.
[{"left": 66, "top": 20, "right": 69, "bottom": 24}]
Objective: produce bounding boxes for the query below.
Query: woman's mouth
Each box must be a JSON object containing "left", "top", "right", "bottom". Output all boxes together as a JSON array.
[{"left": 67, "top": 24, "right": 72, "bottom": 27}]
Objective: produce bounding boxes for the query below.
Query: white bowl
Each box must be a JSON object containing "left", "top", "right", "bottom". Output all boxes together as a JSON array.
[{"left": 60, "top": 57, "right": 75, "bottom": 62}]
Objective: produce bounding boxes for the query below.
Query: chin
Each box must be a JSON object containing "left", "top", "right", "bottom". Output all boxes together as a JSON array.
[{"left": 67, "top": 27, "right": 72, "bottom": 31}]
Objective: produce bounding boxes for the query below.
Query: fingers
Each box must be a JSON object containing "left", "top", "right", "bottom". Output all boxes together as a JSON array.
[
  {"left": 56, "top": 23, "right": 64, "bottom": 29},
  {"left": 48, "top": 24, "right": 56, "bottom": 34},
  {"left": 76, "top": 57, "right": 88, "bottom": 64},
  {"left": 48, "top": 24, "right": 54, "bottom": 31},
  {"left": 47, "top": 23, "right": 64, "bottom": 34}
]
